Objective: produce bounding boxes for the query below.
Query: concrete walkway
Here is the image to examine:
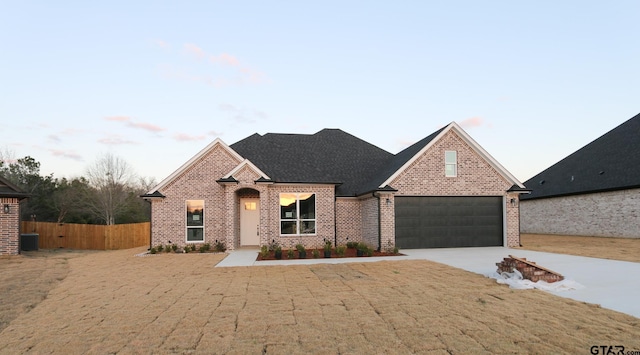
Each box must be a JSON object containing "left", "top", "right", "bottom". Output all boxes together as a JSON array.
[{"left": 217, "top": 247, "right": 640, "bottom": 318}]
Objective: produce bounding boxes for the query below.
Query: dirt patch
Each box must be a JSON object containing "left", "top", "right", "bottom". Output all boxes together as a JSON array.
[
  {"left": 0, "top": 249, "right": 96, "bottom": 333},
  {"left": 0, "top": 247, "right": 639, "bottom": 353},
  {"left": 520, "top": 234, "right": 640, "bottom": 263}
]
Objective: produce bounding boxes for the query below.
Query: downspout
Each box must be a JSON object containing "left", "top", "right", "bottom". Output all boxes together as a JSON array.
[
  {"left": 334, "top": 193, "right": 337, "bottom": 248},
  {"left": 373, "top": 192, "right": 381, "bottom": 252},
  {"left": 146, "top": 200, "right": 152, "bottom": 250}
]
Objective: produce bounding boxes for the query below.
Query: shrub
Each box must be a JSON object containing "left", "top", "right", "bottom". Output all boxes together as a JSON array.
[
  {"left": 166, "top": 244, "right": 174, "bottom": 253},
  {"left": 268, "top": 239, "right": 280, "bottom": 252},
  {"left": 356, "top": 242, "right": 368, "bottom": 251},
  {"left": 199, "top": 243, "right": 211, "bottom": 253},
  {"left": 171, "top": 244, "right": 178, "bottom": 252},
  {"left": 157, "top": 244, "right": 164, "bottom": 252},
  {"left": 214, "top": 240, "right": 227, "bottom": 252},
  {"left": 184, "top": 245, "right": 192, "bottom": 253},
  {"left": 346, "top": 241, "right": 358, "bottom": 249},
  {"left": 149, "top": 247, "right": 157, "bottom": 254},
  {"left": 260, "top": 245, "right": 269, "bottom": 258},
  {"left": 287, "top": 249, "right": 295, "bottom": 259},
  {"left": 393, "top": 246, "right": 399, "bottom": 254},
  {"left": 295, "top": 244, "right": 305, "bottom": 252},
  {"left": 312, "top": 249, "right": 320, "bottom": 258},
  {"left": 336, "top": 246, "right": 346, "bottom": 257},
  {"left": 323, "top": 240, "right": 332, "bottom": 252},
  {"left": 356, "top": 242, "right": 370, "bottom": 257}
]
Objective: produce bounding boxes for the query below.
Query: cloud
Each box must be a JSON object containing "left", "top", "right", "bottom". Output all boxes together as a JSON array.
[
  {"left": 175, "top": 43, "right": 267, "bottom": 86},
  {"left": 208, "top": 130, "right": 223, "bottom": 137},
  {"left": 459, "top": 117, "right": 492, "bottom": 129},
  {"left": 184, "top": 43, "right": 206, "bottom": 59},
  {"left": 210, "top": 53, "right": 240, "bottom": 67},
  {"left": 98, "top": 135, "right": 138, "bottom": 145},
  {"left": 174, "top": 133, "right": 206, "bottom": 142},
  {"left": 155, "top": 65, "right": 237, "bottom": 88},
  {"left": 49, "top": 149, "right": 83, "bottom": 162},
  {"left": 48, "top": 134, "right": 61, "bottom": 143},
  {"left": 153, "top": 39, "right": 169, "bottom": 49},
  {"left": 129, "top": 122, "right": 165, "bottom": 132},
  {"left": 105, "top": 116, "right": 165, "bottom": 133},
  {"left": 105, "top": 116, "right": 130, "bottom": 122},
  {"left": 218, "top": 103, "right": 267, "bottom": 124}
]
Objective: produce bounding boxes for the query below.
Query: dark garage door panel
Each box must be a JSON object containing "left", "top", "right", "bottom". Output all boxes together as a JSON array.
[{"left": 395, "top": 196, "right": 503, "bottom": 248}]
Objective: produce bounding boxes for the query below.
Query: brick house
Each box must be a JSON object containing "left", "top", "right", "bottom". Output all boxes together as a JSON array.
[
  {"left": 521, "top": 113, "right": 640, "bottom": 238},
  {"left": 0, "top": 175, "right": 29, "bottom": 255},
  {"left": 142, "top": 122, "right": 528, "bottom": 251}
]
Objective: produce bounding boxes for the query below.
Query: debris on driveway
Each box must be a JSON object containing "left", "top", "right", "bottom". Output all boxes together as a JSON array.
[{"left": 497, "top": 255, "right": 564, "bottom": 283}]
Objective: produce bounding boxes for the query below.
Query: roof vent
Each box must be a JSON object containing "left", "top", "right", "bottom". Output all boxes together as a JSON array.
[
  {"left": 571, "top": 176, "right": 574, "bottom": 182},
  {"left": 599, "top": 171, "right": 605, "bottom": 175},
  {"left": 539, "top": 180, "right": 545, "bottom": 185}
]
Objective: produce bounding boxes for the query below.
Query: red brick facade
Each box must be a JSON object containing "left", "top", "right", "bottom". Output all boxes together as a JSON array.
[{"left": 148, "top": 127, "right": 522, "bottom": 251}]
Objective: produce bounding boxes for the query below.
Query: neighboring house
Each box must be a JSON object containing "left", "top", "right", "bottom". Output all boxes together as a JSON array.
[
  {"left": 0, "top": 175, "right": 29, "bottom": 255},
  {"left": 142, "top": 122, "right": 528, "bottom": 251},
  {"left": 521, "top": 113, "right": 640, "bottom": 238}
]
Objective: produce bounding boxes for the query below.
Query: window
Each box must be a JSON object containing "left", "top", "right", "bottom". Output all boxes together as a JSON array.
[
  {"left": 445, "top": 151, "right": 457, "bottom": 177},
  {"left": 280, "top": 193, "right": 316, "bottom": 235},
  {"left": 186, "top": 200, "right": 204, "bottom": 242}
]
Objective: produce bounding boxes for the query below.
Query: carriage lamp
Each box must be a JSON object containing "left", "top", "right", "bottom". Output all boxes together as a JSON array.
[{"left": 3, "top": 204, "right": 9, "bottom": 214}]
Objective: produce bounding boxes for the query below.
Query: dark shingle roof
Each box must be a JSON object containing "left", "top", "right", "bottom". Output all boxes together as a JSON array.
[
  {"left": 522, "top": 113, "right": 640, "bottom": 200},
  {"left": 230, "top": 129, "right": 394, "bottom": 196},
  {"left": 358, "top": 127, "right": 446, "bottom": 193}
]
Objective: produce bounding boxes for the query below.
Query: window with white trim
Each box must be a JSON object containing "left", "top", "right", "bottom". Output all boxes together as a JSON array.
[
  {"left": 280, "top": 193, "right": 316, "bottom": 235},
  {"left": 186, "top": 200, "right": 204, "bottom": 242},
  {"left": 445, "top": 150, "right": 457, "bottom": 177}
]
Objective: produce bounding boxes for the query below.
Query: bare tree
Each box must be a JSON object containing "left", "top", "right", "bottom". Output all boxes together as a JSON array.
[{"left": 85, "top": 153, "right": 136, "bottom": 225}]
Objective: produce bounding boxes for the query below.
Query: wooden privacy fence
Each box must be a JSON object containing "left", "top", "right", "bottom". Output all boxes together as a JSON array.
[{"left": 20, "top": 221, "right": 150, "bottom": 250}]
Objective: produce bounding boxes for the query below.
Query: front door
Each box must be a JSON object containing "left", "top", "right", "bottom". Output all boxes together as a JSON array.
[{"left": 240, "top": 198, "right": 260, "bottom": 246}]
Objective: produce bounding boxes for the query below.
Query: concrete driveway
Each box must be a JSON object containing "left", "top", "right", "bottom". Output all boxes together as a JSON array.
[{"left": 218, "top": 247, "right": 640, "bottom": 318}]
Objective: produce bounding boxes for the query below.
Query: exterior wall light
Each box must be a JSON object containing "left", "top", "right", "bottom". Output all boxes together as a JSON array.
[{"left": 3, "top": 204, "right": 10, "bottom": 214}]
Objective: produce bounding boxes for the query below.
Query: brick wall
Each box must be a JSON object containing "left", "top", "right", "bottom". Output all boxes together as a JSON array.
[
  {"left": 150, "top": 144, "right": 241, "bottom": 248},
  {"left": 335, "top": 198, "right": 362, "bottom": 246},
  {"left": 521, "top": 188, "right": 640, "bottom": 238},
  {"left": 360, "top": 195, "right": 379, "bottom": 248},
  {"left": 0, "top": 198, "right": 20, "bottom": 255},
  {"left": 390, "top": 130, "right": 521, "bottom": 247}
]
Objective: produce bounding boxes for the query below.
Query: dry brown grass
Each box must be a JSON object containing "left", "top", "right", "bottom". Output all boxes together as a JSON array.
[
  {"left": 521, "top": 233, "right": 640, "bottom": 263},
  {"left": 0, "top": 246, "right": 639, "bottom": 354}
]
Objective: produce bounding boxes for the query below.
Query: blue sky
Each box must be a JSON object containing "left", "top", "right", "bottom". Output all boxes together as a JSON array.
[{"left": 1, "top": 1, "right": 638, "bottom": 184}]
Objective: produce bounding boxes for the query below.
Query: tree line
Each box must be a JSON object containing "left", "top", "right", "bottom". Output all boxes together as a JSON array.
[{"left": 0, "top": 152, "right": 154, "bottom": 225}]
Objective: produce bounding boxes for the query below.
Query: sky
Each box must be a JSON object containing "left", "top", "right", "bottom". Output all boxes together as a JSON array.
[{"left": 1, "top": 1, "right": 638, "bottom": 185}]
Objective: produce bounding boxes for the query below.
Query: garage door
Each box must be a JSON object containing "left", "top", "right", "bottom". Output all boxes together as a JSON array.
[{"left": 395, "top": 196, "right": 503, "bottom": 248}]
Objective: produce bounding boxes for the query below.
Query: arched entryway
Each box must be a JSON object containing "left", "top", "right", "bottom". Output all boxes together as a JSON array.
[{"left": 237, "top": 188, "right": 260, "bottom": 246}]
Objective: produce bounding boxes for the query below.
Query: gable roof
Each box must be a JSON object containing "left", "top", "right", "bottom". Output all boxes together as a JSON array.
[
  {"left": 373, "top": 122, "right": 525, "bottom": 193},
  {"left": 146, "top": 138, "right": 243, "bottom": 195},
  {"left": 230, "top": 129, "right": 393, "bottom": 196},
  {"left": 0, "top": 174, "right": 29, "bottom": 199},
  {"left": 522, "top": 113, "right": 640, "bottom": 200}
]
